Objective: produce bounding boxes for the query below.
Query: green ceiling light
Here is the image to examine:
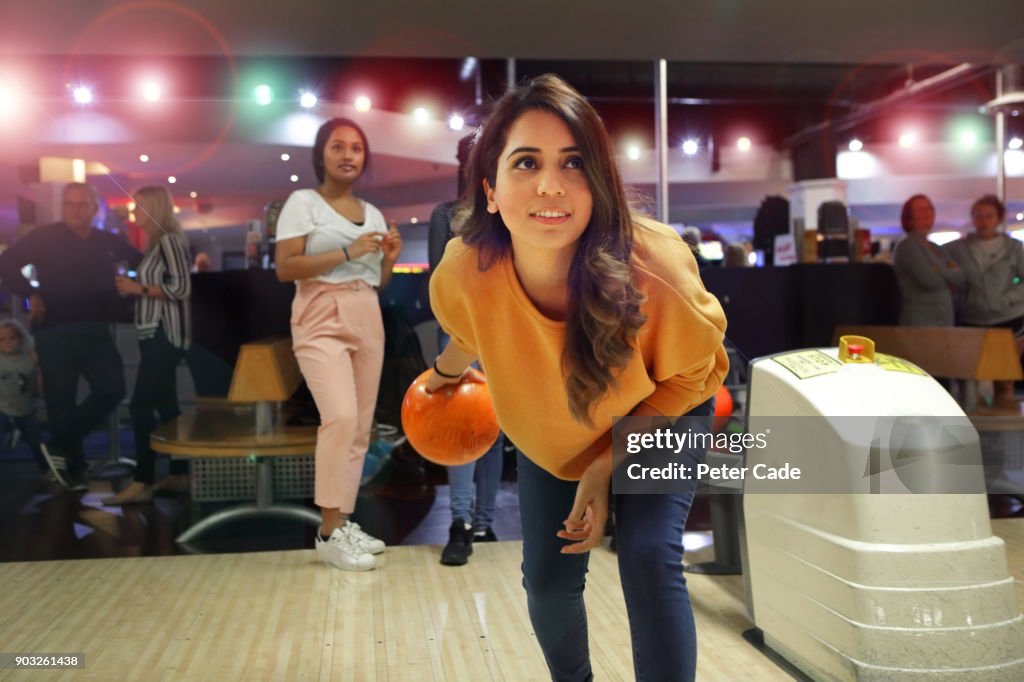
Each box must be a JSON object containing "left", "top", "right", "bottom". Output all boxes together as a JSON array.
[
  {"left": 254, "top": 84, "right": 273, "bottom": 106},
  {"left": 947, "top": 116, "right": 987, "bottom": 152}
]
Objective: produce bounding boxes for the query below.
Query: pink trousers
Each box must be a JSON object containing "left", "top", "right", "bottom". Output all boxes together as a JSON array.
[{"left": 291, "top": 280, "right": 384, "bottom": 512}]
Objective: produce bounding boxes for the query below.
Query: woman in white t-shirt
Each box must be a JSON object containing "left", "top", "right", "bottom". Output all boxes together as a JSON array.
[{"left": 275, "top": 117, "right": 402, "bottom": 571}]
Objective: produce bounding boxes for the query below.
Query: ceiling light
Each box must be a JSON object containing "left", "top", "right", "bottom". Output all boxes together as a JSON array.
[
  {"left": 898, "top": 131, "right": 917, "bottom": 149},
  {"left": 460, "top": 57, "right": 478, "bottom": 81},
  {"left": 280, "top": 153, "right": 290, "bottom": 161},
  {"left": 189, "top": 191, "right": 197, "bottom": 199},
  {"left": 0, "top": 82, "right": 21, "bottom": 116},
  {"left": 290, "top": 174, "right": 299, "bottom": 182},
  {"left": 167, "top": 176, "right": 176, "bottom": 184},
  {"left": 626, "top": 145, "right": 640, "bottom": 161},
  {"left": 412, "top": 107, "right": 430, "bottom": 124},
  {"left": 1009, "top": 137, "right": 1023, "bottom": 150},
  {"left": 254, "top": 84, "right": 272, "bottom": 106},
  {"left": 141, "top": 81, "right": 161, "bottom": 102},
  {"left": 139, "top": 154, "right": 149, "bottom": 163},
  {"left": 449, "top": 114, "right": 465, "bottom": 131},
  {"left": 354, "top": 95, "right": 371, "bottom": 112},
  {"left": 299, "top": 91, "right": 317, "bottom": 108},
  {"left": 848, "top": 138, "right": 863, "bottom": 152},
  {"left": 72, "top": 86, "right": 93, "bottom": 104},
  {"left": 736, "top": 137, "right": 752, "bottom": 152},
  {"left": 682, "top": 139, "right": 698, "bottom": 156}
]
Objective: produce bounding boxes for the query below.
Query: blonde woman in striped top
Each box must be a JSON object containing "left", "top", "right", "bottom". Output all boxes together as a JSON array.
[{"left": 103, "top": 185, "right": 192, "bottom": 505}]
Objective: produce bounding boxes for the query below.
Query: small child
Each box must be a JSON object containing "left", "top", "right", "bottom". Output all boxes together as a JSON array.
[{"left": 0, "top": 320, "right": 50, "bottom": 479}]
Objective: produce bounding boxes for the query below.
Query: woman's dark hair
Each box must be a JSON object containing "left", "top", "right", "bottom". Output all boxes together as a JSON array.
[
  {"left": 900, "top": 194, "right": 933, "bottom": 233},
  {"left": 312, "top": 117, "right": 371, "bottom": 184},
  {"left": 971, "top": 194, "right": 1006, "bottom": 222},
  {"left": 454, "top": 73, "right": 646, "bottom": 426}
]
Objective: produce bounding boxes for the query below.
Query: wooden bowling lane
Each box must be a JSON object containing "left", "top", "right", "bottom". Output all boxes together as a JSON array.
[{"left": 1, "top": 520, "right": 1021, "bottom": 681}]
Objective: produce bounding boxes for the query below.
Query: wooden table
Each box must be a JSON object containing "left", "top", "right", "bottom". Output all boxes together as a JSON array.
[{"left": 151, "top": 401, "right": 320, "bottom": 544}]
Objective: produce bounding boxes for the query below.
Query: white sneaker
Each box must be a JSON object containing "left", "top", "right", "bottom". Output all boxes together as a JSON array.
[
  {"left": 39, "top": 444, "right": 69, "bottom": 487},
  {"left": 345, "top": 521, "right": 386, "bottom": 555},
  {"left": 316, "top": 526, "right": 375, "bottom": 571}
]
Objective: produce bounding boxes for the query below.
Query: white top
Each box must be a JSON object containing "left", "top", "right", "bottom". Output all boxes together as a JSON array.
[
  {"left": 970, "top": 235, "right": 1004, "bottom": 263},
  {"left": 276, "top": 188, "right": 387, "bottom": 285}
]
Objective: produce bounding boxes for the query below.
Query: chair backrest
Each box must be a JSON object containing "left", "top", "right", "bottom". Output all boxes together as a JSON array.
[{"left": 227, "top": 336, "right": 302, "bottom": 402}]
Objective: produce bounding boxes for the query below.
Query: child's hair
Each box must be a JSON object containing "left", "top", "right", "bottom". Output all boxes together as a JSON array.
[{"left": 0, "top": 319, "right": 32, "bottom": 354}]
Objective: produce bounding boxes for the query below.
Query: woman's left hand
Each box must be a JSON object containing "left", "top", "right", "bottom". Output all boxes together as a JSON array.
[
  {"left": 381, "top": 220, "right": 403, "bottom": 261},
  {"left": 557, "top": 450, "right": 612, "bottom": 554},
  {"left": 115, "top": 275, "right": 144, "bottom": 297}
]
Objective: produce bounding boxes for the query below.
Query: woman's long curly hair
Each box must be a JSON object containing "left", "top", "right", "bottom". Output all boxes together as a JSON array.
[{"left": 454, "top": 74, "right": 646, "bottom": 426}]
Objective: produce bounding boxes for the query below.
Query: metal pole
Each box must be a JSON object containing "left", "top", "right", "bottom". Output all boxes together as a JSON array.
[
  {"left": 475, "top": 63, "right": 482, "bottom": 107},
  {"left": 506, "top": 58, "right": 516, "bottom": 92},
  {"left": 995, "top": 69, "right": 1007, "bottom": 205},
  {"left": 654, "top": 59, "right": 669, "bottom": 223}
]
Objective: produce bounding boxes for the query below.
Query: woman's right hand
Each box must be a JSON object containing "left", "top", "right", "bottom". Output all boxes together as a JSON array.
[
  {"left": 424, "top": 367, "right": 464, "bottom": 393},
  {"left": 426, "top": 345, "right": 477, "bottom": 393},
  {"left": 346, "top": 231, "right": 389, "bottom": 260}
]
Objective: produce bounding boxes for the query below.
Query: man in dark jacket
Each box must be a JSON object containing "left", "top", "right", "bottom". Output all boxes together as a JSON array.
[{"left": 0, "top": 182, "right": 142, "bottom": 490}]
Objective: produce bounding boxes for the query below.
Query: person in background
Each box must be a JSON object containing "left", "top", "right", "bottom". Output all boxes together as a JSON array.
[
  {"left": 428, "top": 134, "right": 505, "bottom": 566},
  {"left": 429, "top": 74, "right": 727, "bottom": 681},
  {"left": 192, "top": 252, "right": 212, "bottom": 273},
  {"left": 892, "top": 194, "right": 964, "bottom": 326},
  {"left": 0, "top": 319, "right": 49, "bottom": 479},
  {"left": 275, "top": 117, "right": 402, "bottom": 571},
  {"left": 945, "top": 194, "right": 1024, "bottom": 403},
  {"left": 680, "top": 226, "right": 708, "bottom": 269},
  {"left": 0, "top": 182, "right": 141, "bottom": 491},
  {"left": 103, "top": 186, "right": 192, "bottom": 505},
  {"left": 723, "top": 241, "right": 749, "bottom": 267}
]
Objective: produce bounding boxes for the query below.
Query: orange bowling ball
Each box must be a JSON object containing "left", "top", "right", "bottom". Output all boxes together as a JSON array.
[
  {"left": 401, "top": 368, "right": 501, "bottom": 466},
  {"left": 713, "top": 384, "right": 733, "bottom": 432}
]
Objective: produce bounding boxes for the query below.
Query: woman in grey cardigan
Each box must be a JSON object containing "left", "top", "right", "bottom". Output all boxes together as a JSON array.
[
  {"left": 893, "top": 194, "right": 964, "bottom": 326},
  {"left": 945, "top": 195, "right": 1024, "bottom": 401}
]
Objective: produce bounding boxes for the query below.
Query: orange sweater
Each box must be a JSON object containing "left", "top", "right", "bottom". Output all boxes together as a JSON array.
[{"left": 429, "top": 219, "right": 729, "bottom": 480}]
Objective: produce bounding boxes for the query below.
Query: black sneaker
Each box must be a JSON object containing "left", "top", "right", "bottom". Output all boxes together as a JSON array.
[
  {"left": 472, "top": 527, "right": 498, "bottom": 542},
  {"left": 440, "top": 520, "right": 474, "bottom": 566}
]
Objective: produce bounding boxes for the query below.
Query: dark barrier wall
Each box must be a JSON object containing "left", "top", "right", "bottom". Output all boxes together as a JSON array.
[
  {"left": 189, "top": 265, "right": 899, "bottom": 393},
  {"left": 701, "top": 263, "right": 901, "bottom": 364},
  {"left": 188, "top": 270, "right": 432, "bottom": 397}
]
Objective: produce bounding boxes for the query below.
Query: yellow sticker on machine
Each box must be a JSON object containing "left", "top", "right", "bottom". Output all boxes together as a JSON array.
[
  {"left": 875, "top": 353, "right": 927, "bottom": 375},
  {"left": 772, "top": 350, "right": 842, "bottom": 379}
]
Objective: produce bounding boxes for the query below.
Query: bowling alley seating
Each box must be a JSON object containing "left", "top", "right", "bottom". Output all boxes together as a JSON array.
[{"left": 151, "top": 336, "right": 319, "bottom": 545}]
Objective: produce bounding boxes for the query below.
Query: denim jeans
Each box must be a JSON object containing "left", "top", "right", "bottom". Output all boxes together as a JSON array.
[
  {"left": 517, "top": 398, "right": 713, "bottom": 682},
  {"left": 448, "top": 437, "right": 502, "bottom": 529},
  {"left": 438, "top": 328, "right": 504, "bottom": 530}
]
